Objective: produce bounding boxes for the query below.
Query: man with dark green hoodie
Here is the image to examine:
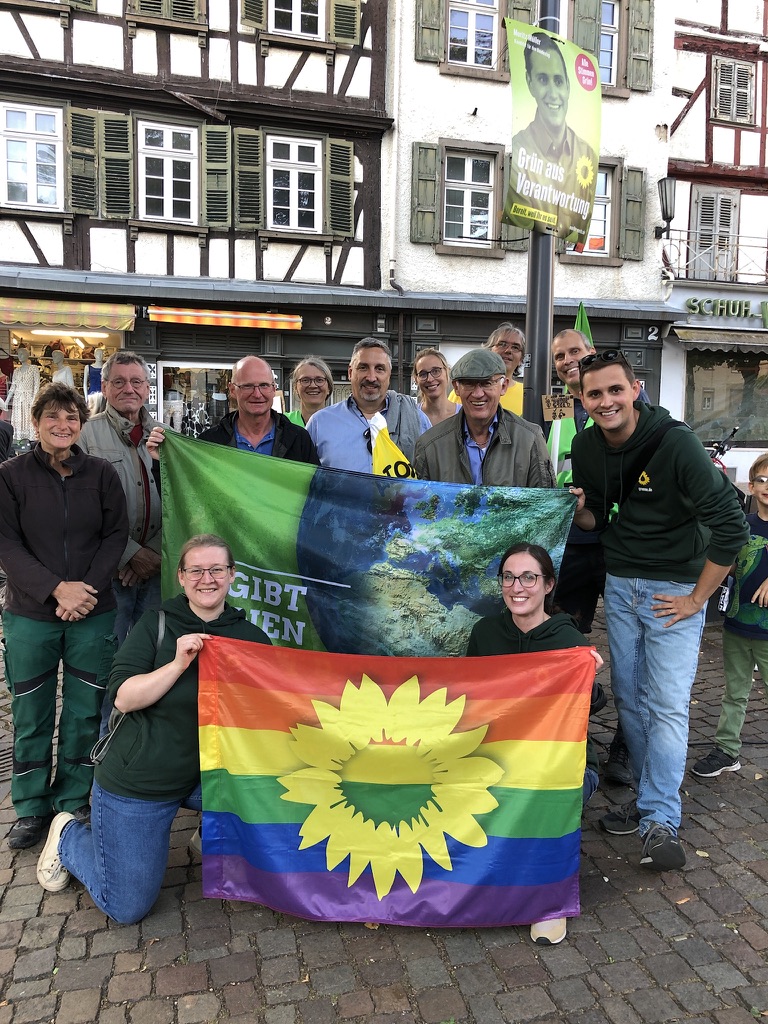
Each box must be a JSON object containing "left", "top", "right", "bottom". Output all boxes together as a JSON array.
[{"left": 569, "top": 351, "right": 748, "bottom": 871}]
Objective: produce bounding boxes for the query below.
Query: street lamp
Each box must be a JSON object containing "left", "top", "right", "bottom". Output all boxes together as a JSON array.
[{"left": 654, "top": 176, "right": 677, "bottom": 238}]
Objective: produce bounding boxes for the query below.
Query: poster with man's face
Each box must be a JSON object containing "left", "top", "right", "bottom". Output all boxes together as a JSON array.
[{"left": 502, "top": 20, "right": 602, "bottom": 242}]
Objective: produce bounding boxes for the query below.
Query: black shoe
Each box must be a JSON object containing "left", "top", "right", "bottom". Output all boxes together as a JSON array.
[
  {"left": 72, "top": 805, "right": 91, "bottom": 826},
  {"left": 604, "top": 739, "right": 633, "bottom": 786},
  {"left": 640, "top": 822, "right": 686, "bottom": 870},
  {"left": 600, "top": 800, "right": 640, "bottom": 835},
  {"left": 691, "top": 747, "right": 741, "bottom": 778},
  {"left": 7, "top": 815, "right": 52, "bottom": 850}
]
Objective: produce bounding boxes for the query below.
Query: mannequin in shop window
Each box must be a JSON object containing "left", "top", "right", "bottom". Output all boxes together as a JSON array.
[
  {"left": 6, "top": 347, "right": 40, "bottom": 442},
  {"left": 84, "top": 348, "right": 105, "bottom": 401},
  {"left": 51, "top": 350, "right": 74, "bottom": 389}
]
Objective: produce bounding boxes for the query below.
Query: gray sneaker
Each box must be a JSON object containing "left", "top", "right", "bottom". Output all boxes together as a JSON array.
[
  {"left": 691, "top": 747, "right": 741, "bottom": 778},
  {"left": 640, "top": 822, "right": 685, "bottom": 870},
  {"left": 600, "top": 800, "right": 640, "bottom": 835}
]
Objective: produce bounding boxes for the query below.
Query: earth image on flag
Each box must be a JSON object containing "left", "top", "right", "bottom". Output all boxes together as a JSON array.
[{"left": 296, "top": 472, "right": 574, "bottom": 658}]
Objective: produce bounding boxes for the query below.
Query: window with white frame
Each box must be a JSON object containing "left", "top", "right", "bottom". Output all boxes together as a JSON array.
[
  {"left": 599, "top": 0, "right": 618, "bottom": 87},
  {"left": 443, "top": 151, "right": 494, "bottom": 246},
  {"left": 447, "top": 0, "right": 497, "bottom": 69},
  {"left": 712, "top": 59, "right": 755, "bottom": 124},
  {"left": 269, "top": 0, "right": 323, "bottom": 38},
  {"left": 267, "top": 136, "right": 322, "bottom": 232},
  {"left": 138, "top": 122, "right": 198, "bottom": 223},
  {"left": 1, "top": 103, "right": 63, "bottom": 210},
  {"left": 582, "top": 167, "right": 611, "bottom": 255}
]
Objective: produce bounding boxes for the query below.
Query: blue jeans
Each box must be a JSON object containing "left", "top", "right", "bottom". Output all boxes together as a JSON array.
[
  {"left": 604, "top": 574, "right": 705, "bottom": 836},
  {"left": 59, "top": 781, "right": 201, "bottom": 925},
  {"left": 112, "top": 576, "right": 162, "bottom": 646}
]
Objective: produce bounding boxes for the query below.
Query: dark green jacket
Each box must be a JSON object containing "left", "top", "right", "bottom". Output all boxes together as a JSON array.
[
  {"left": 95, "top": 593, "right": 271, "bottom": 800},
  {"left": 466, "top": 610, "right": 598, "bottom": 772},
  {"left": 571, "top": 403, "right": 749, "bottom": 581}
]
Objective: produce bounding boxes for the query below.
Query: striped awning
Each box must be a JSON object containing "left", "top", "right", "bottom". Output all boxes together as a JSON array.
[
  {"left": 0, "top": 297, "right": 135, "bottom": 331},
  {"left": 148, "top": 306, "right": 302, "bottom": 330},
  {"left": 674, "top": 328, "right": 768, "bottom": 353}
]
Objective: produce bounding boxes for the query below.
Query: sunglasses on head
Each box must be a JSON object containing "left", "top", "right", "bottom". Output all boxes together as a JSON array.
[{"left": 578, "top": 349, "right": 630, "bottom": 372}]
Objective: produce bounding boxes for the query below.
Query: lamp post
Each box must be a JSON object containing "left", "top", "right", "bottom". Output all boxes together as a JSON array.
[{"left": 654, "top": 176, "right": 677, "bottom": 239}]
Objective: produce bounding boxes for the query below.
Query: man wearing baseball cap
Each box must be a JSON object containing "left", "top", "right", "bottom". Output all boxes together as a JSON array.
[{"left": 414, "top": 349, "right": 555, "bottom": 487}]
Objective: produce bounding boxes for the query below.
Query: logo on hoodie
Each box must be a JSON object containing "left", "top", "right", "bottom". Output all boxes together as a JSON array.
[{"left": 637, "top": 470, "right": 652, "bottom": 493}]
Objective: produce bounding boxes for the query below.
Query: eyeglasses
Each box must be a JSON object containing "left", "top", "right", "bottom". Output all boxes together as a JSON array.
[
  {"left": 106, "top": 378, "right": 149, "bottom": 390},
  {"left": 493, "top": 342, "right": 524, "bottom": 354},
  {"left": 454, "top": 376, "right": 505, "bottom": 391},
  {"left": 179, "top": 565, "right": 233, "bottom": 580},
  {"left": 578, "top": 349, "right": 629, "bottom": 371},
  {"left": 751, "top": 476, "right": 768, "bottom": 485},
  {"left": 296, "top": 376, "right": 328, "bottom": 387},
  {"left": 231, "top": 382, "right": 276, "bottom": 394},
  {"left": 415, "top": 367, "right": 445, "bottom": 381},
  {"left": 498, "top": 572, "right": 544, "bottom": 588}
]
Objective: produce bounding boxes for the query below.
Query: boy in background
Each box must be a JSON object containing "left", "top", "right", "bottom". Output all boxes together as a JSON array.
[{"left": 693, "top": 453, "right": 768, "bottom": 778}]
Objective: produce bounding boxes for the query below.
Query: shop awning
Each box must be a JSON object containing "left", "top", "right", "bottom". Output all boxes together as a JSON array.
[
  {"left": 147, "top": 306, "right": 302, "bottom": 330},
  {"left": 673, "top": 328, "right": 768, "bottom": 353},
  {"left": 0, "top": 297, "right": 135, "bottom": 331}
]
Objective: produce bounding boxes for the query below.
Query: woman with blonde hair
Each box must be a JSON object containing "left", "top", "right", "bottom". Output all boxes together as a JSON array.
[
  {"left": 413, "top": 348, "right": 457, "bottom": 427},
  {"left": 287, "top": 356, "right": 334, "bottom": 426}
]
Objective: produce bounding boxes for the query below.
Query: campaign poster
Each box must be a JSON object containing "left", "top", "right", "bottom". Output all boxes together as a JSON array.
[{"left": 502, "top": 20, "right": 602, "bottom": 242}]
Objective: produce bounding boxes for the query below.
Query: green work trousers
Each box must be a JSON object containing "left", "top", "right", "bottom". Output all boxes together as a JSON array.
[
  {"left": 2, "top": 610, "right": 116, "bottom": 817},
  {"left": 715, "top": 629, "right": 768, "bottom": 758}
]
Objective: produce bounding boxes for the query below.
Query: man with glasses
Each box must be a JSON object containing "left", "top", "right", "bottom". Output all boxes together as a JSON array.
[
  {"left": 570, "top": 350, "right": 748, "bottom": 870},
  {"left": 199, "top": 355, "right": 319, "bottom": 465},
  {"left": 307, "top": 338, "right": 430, "bottom": 472},
  {"left": 414, "top": 349, "right": 555, "bottom": 487},
  {"left": 79, "top": 352, "right": 162, "bottom": 644},
  {"left": 448, "top": 324, "right": 526, "bottom": 416}
]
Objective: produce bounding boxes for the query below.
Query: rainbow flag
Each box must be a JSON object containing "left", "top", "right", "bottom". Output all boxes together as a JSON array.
[{"left": 199, "top": 637, "right": 594, "bottom": 928}]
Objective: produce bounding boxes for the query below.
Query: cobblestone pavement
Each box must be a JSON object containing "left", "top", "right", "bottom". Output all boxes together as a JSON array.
[{"left": 0, "top": 611, "right": 767, "bottom": 1024}]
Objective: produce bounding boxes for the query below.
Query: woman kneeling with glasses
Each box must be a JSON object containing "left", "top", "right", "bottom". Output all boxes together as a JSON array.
[
  {"left": 467, "top": 542, "right": 603, "bottom": 948},
  {"left": 36, "top": 534, "right": 271, "bottom": 924}
]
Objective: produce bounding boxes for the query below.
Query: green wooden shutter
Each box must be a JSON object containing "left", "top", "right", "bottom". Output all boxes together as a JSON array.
[
  {"left": 234, "top": 127, "right": 264, "bottom": 230},
  {"left": 325, "top": 138, "right": 354, "bottom": 237},
  {"left": 135, "top": 0, "right": 164, "bottom": 15},
  {"left": 202, "top": 125, "right": 231, "bottom": 227},
  {"left": 500, "top": 154, "right": 528, "bottom": 251},
  {"left": 572, "top": 0, "right": 600, "bottom": 57},
  {"left": 171, "top": 0, "right": 199, "bottom": 21},
  {"left": 415, "top": 0, "right": 443, "bottom": 63},
  {"left": 330, "top": 0, "right": 360, "bottom": 44},
  {"left": 99, "top": 114, "right": 133, "bottom": 220},
  {"left": 508, "top": 0, "right": 535, "bottom": 24},
  {"left": 410, "top": 142, "right": 439, "bottom": 243},
  {"left": 67, "top": 108, "right": 98, "bottom": 216},
  {"left": 68, "top": 0, "right": 96, "bottom": 10},
  {"left": 240, "top": 0, "right": 265, "bottom": 29},
  {"left": 626, "top": 0, "right": 652, "bottom": 92},
  {"left": 619, "top": 165, "right": 645, "bottom": 261}
]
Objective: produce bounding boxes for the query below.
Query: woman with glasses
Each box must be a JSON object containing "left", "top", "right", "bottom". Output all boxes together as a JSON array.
[
  {"left": 466, "top": 542, "right": 602, "bottom": 948},
  {"left": 287, "top": 356, "right": 334, "bottom": 426},
  {"left": 413, "top": 348, "right": 457, "bottom": 426},
  {"left": 36, "top": 534, "right": 271, "bottom": 924}
]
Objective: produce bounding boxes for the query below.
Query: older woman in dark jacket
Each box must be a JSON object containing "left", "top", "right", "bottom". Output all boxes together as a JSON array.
[{"left": 0, "top": 383, "right": 128, "bottom": 849}]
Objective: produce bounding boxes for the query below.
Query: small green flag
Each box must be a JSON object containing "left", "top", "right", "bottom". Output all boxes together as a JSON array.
[{"left": 574, "top": 302, "right": 593, "bottom": 344}]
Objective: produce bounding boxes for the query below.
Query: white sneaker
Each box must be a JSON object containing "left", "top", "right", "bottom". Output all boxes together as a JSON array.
[
  {"left": 37, "top": 812, "right": 76, "bottom": 892},
  {"left": 188, "top": 826, "right": 202, "bottom": 857},
  {"left": 530, "top": 917, "right": 567, "bottom": 945}
]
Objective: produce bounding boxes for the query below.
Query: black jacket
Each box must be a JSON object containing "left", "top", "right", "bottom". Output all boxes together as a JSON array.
[
  {"left": 0, "top": 421, "right": 12, "bottom": 463},
  {"left": 0, "top": 443, "right": 128, "bottom": 620},
  {"left": 199, "top": 410, "right": 319, "bottom": 465}
]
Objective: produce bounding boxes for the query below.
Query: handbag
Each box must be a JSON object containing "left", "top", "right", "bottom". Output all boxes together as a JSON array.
[{"left": 90, "top": 610, "right": 166, "bottom": 765}]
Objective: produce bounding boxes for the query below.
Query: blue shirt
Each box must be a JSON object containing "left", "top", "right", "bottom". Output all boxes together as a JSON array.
[
  {"left": 307, "top": 394, "right": 431, "bottom": 473},
  {"left": 462, "top": 415, "right": 499, "bottom": 485},
  {"left": 234, "top": 418, "right": 275, "bottom": 456}
]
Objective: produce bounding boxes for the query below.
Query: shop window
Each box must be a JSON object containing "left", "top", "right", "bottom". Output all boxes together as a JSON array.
[
  {"left": 571, "top": 0, "right": 651, "bottom": 94},
  {"left": 415, "top": 0, "right": 527, "bottom": 80},
  {"left": 158, "top": 361, "right": 234, "bottom": 437},
  {"left": 138, "top": 122, "right": 198, "bottom": 224},
  {"left": 684, "top": 349, "right": 768, "bottom": 449},
  {"left": 412, "top": 140, "right": 510, "bottom": 256},
  {"left": 0, "top": 103, "right": 63, "bottom": 211},
  {"left": 241, "top": 0, "right": 360, "bottom": 44},
  {"left": 712, "top": 59, "right": 755, "bottom": 125},
  {"left": 560, "top": 159, "right": 645, "bottom": 266}
]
